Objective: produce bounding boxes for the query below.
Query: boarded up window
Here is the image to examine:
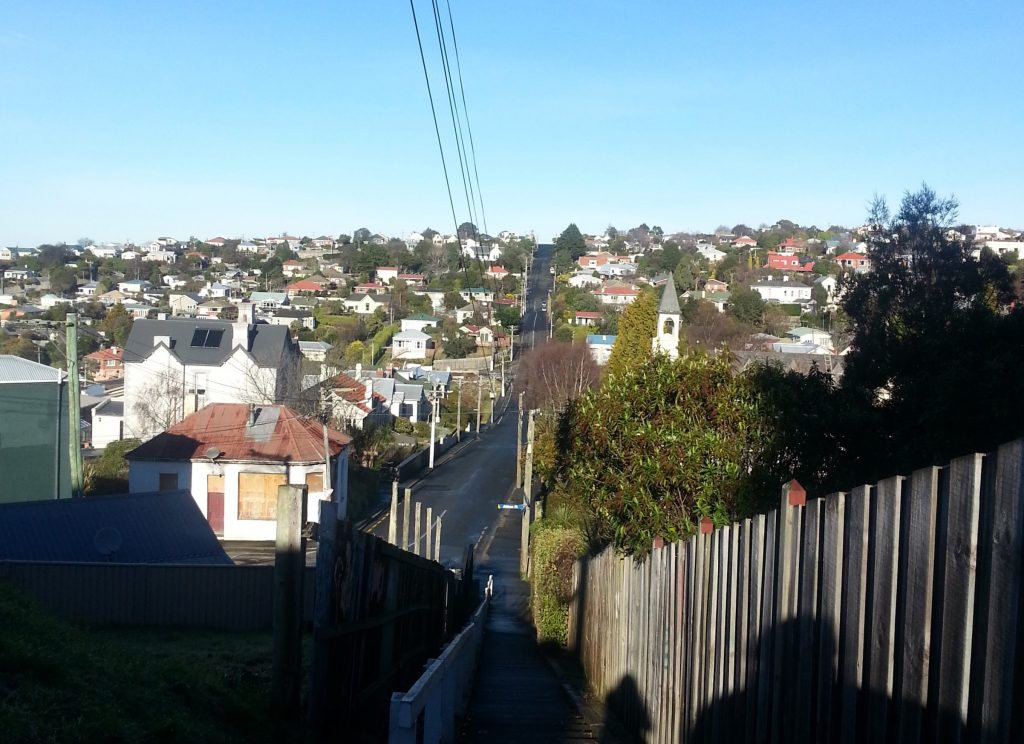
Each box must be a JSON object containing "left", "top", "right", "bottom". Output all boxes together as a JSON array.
[
  {"left": 305, "top": 471, "right": 324, "bottom": 493},
  {"left": 238, "top": 472, "right": 287, "bottom": 520},
  {"left": 158, "top": 472, "right": 178, "bottom": 492},
  {"left": 206, "top": 474, "right": 225, "bottom": 493}
]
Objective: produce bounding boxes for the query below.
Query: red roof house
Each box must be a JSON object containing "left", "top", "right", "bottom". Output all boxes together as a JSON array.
[
  {"left": 85, "top": 346, "right": 125, "bottom": 381},
  {"left": 126, "top": 403, "right": 351, "bottom": 539}
]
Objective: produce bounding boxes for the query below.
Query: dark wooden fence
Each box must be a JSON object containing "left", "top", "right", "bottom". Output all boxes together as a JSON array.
[
  {"left": 567, "top": 439, "right": 1024, "bottom": 743},
  {"left": 0, "top": 561, "right": 315, "bottom": 630},
  {"left": 308, "top": 504, "right": 476, "bottom": 741}
]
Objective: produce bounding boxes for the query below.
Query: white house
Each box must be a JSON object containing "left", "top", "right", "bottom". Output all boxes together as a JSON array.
[
  {"left": 391, "top": 329, "right": 433, "bottom": 361},
  {"left": 91, "top": 399, "right": 125, "bottom": 448},
  {"left": 118, "top": 279, "right": 152, "bottom": 295},
  {"left": 786, "top": 327, "right": 833, "bottom": 350},
  {"left": 126, "top": 403, "right": 351, "bottom": 540},
  {"left": 376, "top": 266, "right": 400, "bottom": 285},
  {"left": 596, "top": 263, "right": 637, "bottom": 278},
  {"left": 697, "top": 245, "right": 727, "bottom": 263},
  {"left": 248, "top": 291, "right": 289, "bottom": 310},
  {"left": 121, "top": 304, "right": 302, "bottom": 440},
  {"left": 593, "top": 285, "right": 640, "bottom": 307},
  {"left": 587, "top": 335, "right": 616, "bottom": 365},
  {"left": 750, "top": 279, "right": 812, "bottom": 305},
  {"left": 343, "top": 293, "right": 391, "bottom": 315},
  {"left": 401, "top": 313, "right": 440, "bottom": 333},
  {"left": 568, "top": 273, "right": 602, "bottom": 289}
]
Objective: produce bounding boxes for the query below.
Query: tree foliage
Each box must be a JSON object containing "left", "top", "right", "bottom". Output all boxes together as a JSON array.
[
  {"left": 553, "top": 223, "right": 586, "bottom": 270},
  {"left": 605, "top": 291, "right": 657, "bottom": 380},
  {"left": 550, "top": 351, "right": 768, "bottom": 556},
  {"left": 837, "top": 184, "right": 1024, "bottom": 476},
  {"left": 727, "top": 286, "right": 765, "bottom": 325}
]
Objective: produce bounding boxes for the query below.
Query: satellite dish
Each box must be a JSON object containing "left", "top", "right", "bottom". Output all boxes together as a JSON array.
[
  {"left": 206, "top": 446, "right": 222, "bottom": 461},
  {"left": 93, "top": 526, "right": 122, "bottom": 557}
]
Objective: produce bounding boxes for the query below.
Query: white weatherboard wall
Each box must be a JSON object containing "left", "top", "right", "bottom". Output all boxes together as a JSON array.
[{"left": 129, "top": 460, "right": 336, "bottom": 541}]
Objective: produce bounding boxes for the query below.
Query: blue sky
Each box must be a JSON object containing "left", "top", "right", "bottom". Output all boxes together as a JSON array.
[{"left": 2, "top": 0, "right": 1021, "bottom": 247}]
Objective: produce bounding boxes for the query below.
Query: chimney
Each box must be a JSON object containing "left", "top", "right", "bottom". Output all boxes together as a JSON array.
[
  {"left": 355, "top": 362, "right": 362, "bottom": 378},
  {"left": 233, "top": 302, "right": 254, "bottom": 351}
]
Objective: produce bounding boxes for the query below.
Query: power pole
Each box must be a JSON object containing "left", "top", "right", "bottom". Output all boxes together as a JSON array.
[
  {"left": 516, "top": 393, "right": 524, "bottom": 489},
  {"left": 520, "top": 409, "right": 536, "bottom": 576},
  {"left": 456, "top": 378, "right": 462, "bottom": 442},
  {"left": 501, "top": 354, "right": 506, "bottom": 398},
  {"left": 66, "top": 313, "right": 83, "bottom": 498},
  {"left": 428, "top": 389, "right": 438, "bottom": 469},
  {"left": 476, "top": 376, "right": 483, "bottom": 433}
]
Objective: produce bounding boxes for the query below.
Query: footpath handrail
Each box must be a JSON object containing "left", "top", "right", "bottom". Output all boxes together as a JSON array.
[{"left": 388, "top": 575, "right": 494, "bottom": 743}]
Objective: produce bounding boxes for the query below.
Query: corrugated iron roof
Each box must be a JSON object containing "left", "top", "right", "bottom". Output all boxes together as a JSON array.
[
  {"left": 126, "top": 403, "right": 350, "bottom": 463},
  {"left": 0, "top": 355, "right": 64, "bottom": 384},
  {"left": 0, "top": 491, "right": 232, "bottom": 565}
]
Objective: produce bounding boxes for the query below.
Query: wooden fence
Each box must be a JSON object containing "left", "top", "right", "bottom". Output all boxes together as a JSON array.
[
  {"left": 566, "top": 439, "right": 1024, "bottom": 743},
  {"left": 307, "top": 506, "right": 478, "bottom": 741},
  {"left": 0, "top": 561, "right": 315, "bottom": 631}
]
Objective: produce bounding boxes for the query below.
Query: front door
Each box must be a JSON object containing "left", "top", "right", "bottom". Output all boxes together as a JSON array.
[{"left": 206, "top": 475, "right": 225, "bottom": 535}]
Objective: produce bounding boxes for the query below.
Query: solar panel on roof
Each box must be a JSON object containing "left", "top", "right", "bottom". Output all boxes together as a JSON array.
[
  {"left": 205, "top": 329, "right": 224, "bottom": 347},
  {"left": 190, "top": 329, "right": 208, "bottom": 346}
]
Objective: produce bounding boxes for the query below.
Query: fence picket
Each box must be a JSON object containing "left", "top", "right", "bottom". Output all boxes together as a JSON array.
[
  {"left": 867, "top": 475, "right": 904, "bottom": 740},
  {"left": 936, "top": 453, "right": 983, "bottom": 742},
  {"left": 561, "top": 441, "right": 1024, "bottom": 744},
  {"left": 978, "top": 440, "right": 1024, "bottom": 743}
]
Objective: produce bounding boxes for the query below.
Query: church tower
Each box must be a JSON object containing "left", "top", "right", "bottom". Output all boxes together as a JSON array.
[{"left": 652, "top": 273, "right": 681, "bottom": 359}]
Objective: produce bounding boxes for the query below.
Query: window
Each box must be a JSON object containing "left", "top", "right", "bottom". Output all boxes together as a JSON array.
[
  {"left": 158, "top": 472, "right": 179, "bottom": 491},
  {"left": 305, "top": 471, "right": 324, "bottom": 494},
  {"left": 238, "top": 472, "right": 287, "bottom": 520}
]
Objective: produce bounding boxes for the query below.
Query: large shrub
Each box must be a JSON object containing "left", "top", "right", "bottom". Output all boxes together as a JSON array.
[
  {"left": 551, "top": 350, "right": 768, "bottom": 556},
  {"left": 530, "top": 522, "right": 587, "bottom": 645}
]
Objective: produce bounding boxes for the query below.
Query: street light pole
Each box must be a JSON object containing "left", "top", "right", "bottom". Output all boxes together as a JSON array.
[
  {"left": 476, "top": 376, "right": 483, "bottom": 434},
  {"left": 456, "top": 378, "right": 462, "bottom": 442}
]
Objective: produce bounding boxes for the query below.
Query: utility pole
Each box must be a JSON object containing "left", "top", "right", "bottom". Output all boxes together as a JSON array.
[
  {"left": 501, "top": 354, "right": 506, "bottom": 398},
  {"left": 516, "top": 393, "right": 524, "bottom": 489},
  {"left": 476, "top": 376, "right": 483, "bottom": 433},
  {"left": 428, "top": 388, "right": 438, "bottom": 469},
  {"left": 65, "top": 313, "right": 83, "bottom": 498},
  {"left": 456, "top": 378, "right": 462, "bottom": 442},
  {"left": 509, "top": 326, "right": 516, "bottom": 361},
  {"left": 520, "top": 409, "right": 536, "bottom": 576}
]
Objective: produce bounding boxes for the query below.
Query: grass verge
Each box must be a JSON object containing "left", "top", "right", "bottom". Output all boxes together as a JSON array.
[{"left": 0, "top": 582, "right": 300, "bottom": 743}]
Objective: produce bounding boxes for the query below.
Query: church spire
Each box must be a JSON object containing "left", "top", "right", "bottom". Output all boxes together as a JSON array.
[{"left": 653, "top": 273, "right": 681, "bottom": 359}]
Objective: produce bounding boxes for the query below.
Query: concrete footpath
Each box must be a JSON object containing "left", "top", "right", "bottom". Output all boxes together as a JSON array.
[{"left": 460, "top": 514, "right": 622, "bottom": 743}]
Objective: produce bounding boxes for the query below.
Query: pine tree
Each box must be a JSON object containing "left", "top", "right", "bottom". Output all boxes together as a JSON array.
[{"left": 605, "top": 291, "right": 657, "bottom": 380}]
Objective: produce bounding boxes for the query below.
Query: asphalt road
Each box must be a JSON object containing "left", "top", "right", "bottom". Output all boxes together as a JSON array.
[{"left": 366, "top": 243, "right": 554, "bottom": 569}]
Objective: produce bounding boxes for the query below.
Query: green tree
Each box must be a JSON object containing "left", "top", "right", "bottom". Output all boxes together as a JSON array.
[
  {"left": 344, "top": 340, "right": 366, "bottom": 367},
  {"left": 554, "top": 223, "right": 586, "bottom": 270},
  {"left": 550, "top": 351, "right": 768, "bottom": 555},
  {"left": 98, "top": 303, "right": 134, "bottom": 346},
  {"left": 839, "top": 184, "right": 1024, "bottom": 477},
  {"left": 605, "top": 291, "right": 657, "bottom": 380},
  {"left": 443, "top": 333, "right": 476, "bottom": 359},
  {"left": 727, "top": 286, "right": 765, "bottom": 325}
]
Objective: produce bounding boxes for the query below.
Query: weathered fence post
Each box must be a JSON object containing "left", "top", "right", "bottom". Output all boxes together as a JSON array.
[
  {"left": 414, "top": 502, "right": 422, "bottom": 557},
  {"left": 403, "top": 487, "right": 412, "bottom": 551},
  {"left": 272, "top": 483, "right": 307, "bottom": 716},
  {"left": 388, "top": 480, "right": 399, "bottom": 546}
]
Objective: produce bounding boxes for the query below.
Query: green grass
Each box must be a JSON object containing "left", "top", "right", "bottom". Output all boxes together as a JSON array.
[{"left": 0, "top": 582, "right": 302, "bottom": 743}]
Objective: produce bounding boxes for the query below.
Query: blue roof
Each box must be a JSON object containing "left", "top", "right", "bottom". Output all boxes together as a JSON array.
[
  {"left": 586, "top": 334, "right": 617, "bottom": 346},
  {"left": 0, "top": 491, "right": 232, "bottom": 565}
]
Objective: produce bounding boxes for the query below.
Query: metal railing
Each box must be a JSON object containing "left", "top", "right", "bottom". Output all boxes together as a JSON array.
[{"left": 388, "top": 575, "right": 493, "bottom": 743}]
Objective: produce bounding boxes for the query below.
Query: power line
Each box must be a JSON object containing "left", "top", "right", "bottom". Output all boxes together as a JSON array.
[
  {"left": 444, "top": 0, "right": 488, "bottom": 236},
  {"left": 430, "top": 0, "right": 477, "bottom": 232},
  {"left": 407, "top": 0, "right": 461, "bottom": 243}
]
